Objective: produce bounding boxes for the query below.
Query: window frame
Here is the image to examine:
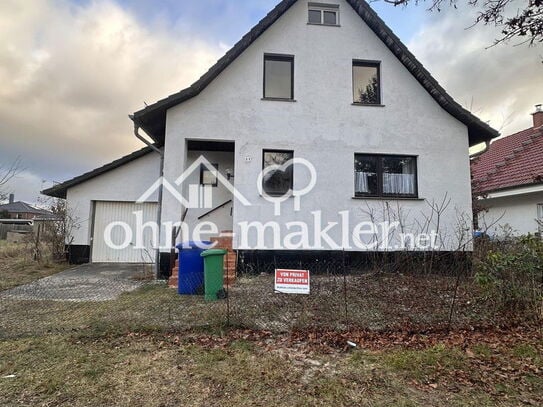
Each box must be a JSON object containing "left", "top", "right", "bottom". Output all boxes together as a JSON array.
[
  {"left": 307, "top": 2, "right": 340, "bottom": 26},
  {"left": 262, "top": 149, "right": 294, "bottom": 197},
  {"left": 354, "top": 153, "right": 418, "bottom": 199},
  {"left": 263, "top": 54, "right": 295, "bottom": 101},
  {"left": 352, "top": 60, "right": 382, "bottom": 106},
  {"left": 199, "top": 163, "right": 219, "bottom": 187}
]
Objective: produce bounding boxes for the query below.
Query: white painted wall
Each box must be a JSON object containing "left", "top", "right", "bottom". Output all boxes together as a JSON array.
[
  {"left": 66, "top": 152, "right": 161, "bottom": 246},
  {"left": 478, "top": 191, "right": 543, "bottom": 236},
  {"left": 160, "top": 0, "right": 473, "bottom": 251}
]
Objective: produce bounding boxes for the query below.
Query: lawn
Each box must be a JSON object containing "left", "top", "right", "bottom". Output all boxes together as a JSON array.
[
  {"left": 0, "top": 326, "right": 541, "bottom": 406},
  {"left": 0, "top": 246, "right": 541, "bottom": 406},
  {"left": 0, "top": 242, "right": 70, "bottom": 291}
]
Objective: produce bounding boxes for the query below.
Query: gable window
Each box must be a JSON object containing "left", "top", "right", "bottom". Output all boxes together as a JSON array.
[
  {"left": 308, "top": 3, "right": 339, "bottom": 26},
  {"left": 355, "top": 154, "right": 417, "bottom": 198},
  {"left": 353, "top": 61, "right": 381, "bottom": 105},
  {"left": 262, "top": 150, "right": 294, "bottom": 196},
  {"left": 263, "top": 54, "right": 294, "bottom": 100},
  {"left": 200, "top": 163, "right": 219, "bottom": 187}
]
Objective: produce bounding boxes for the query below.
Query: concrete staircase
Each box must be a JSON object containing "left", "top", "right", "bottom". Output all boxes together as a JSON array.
[{"left": 168, "top": 232, "right": 236, "bottom": 288}]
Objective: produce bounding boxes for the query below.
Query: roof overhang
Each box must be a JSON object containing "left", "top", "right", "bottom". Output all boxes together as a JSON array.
[{"left": 480, "top": 182, "right": 543, "bottom": 200}]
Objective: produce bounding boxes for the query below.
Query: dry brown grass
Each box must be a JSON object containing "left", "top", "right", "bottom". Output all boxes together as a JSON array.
[
  {"left": 0, "top": 242, "right": 70, "bottom": 291},
  {"left": 0, "top": 330, "right": 541, "bottom": 407}
]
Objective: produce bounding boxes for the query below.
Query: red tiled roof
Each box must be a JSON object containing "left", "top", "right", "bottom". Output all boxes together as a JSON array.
[{"left": 471, "top": 125, "right": 543, "bottom": 194}]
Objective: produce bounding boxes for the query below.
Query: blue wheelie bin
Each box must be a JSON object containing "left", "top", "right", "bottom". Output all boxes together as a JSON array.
[{"left": 176, "top": 241, "right": 212, "bottom": 295}]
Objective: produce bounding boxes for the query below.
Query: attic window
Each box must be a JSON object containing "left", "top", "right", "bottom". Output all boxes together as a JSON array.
[{"left": 308, "top": 3, "right": 339, "bottom": 26}]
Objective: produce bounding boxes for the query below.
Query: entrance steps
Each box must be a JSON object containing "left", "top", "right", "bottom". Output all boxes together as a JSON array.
[{"left": 168, "top": 232, "right": 236, "bottom": 288}]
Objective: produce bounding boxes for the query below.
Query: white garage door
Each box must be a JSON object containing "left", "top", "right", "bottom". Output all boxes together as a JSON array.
[{"left": 92, "top": 201, "right": 158, "bottom": 263}]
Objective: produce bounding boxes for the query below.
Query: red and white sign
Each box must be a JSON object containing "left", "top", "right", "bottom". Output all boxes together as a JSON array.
[{"left": 274, "top": 269, "right": 310, "bottom": 295}]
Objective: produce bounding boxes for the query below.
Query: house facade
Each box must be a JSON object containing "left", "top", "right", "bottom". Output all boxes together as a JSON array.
[
  {"left": 43, "top": 0, "right": 497, "bottom": 275},
  {"left": 471, "top": 105, "right": 543, "bottom": 237}
]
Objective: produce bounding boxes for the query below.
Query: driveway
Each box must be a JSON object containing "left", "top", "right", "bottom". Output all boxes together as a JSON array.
[{"left": 0, "top": 263, "right": 151, "bottom": 302}]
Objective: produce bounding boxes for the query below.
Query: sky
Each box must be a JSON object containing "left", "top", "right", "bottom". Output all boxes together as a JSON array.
[{"left": 0, "top": 0, "right": 541, "bottom": 204}]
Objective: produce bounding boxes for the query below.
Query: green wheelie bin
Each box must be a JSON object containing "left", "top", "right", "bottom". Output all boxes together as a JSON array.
[{"left": 200, "top": 249, "right": 228, "bottom": 301}]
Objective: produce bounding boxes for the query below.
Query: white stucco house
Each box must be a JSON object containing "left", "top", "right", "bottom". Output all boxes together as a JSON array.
[
  {"left": 43, "top": 0, "right": 498, "bottom": 276},
  {"left": 472, "top": 105, "right": 543, "bottom": 237}
]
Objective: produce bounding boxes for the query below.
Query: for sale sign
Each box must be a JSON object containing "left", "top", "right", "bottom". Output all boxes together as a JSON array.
[{"left": 274, "top": 269, "right": 310, "bottom": 295}]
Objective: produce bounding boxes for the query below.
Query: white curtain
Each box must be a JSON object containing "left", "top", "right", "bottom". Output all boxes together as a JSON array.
[
  {"left": 355, "top": 171, "right": 372, "bottom": 193},
  {"left": 383, "top": 173, "right": 415, "bottom": 195}
]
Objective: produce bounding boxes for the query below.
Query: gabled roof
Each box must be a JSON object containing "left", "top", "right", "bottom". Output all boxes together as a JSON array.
[
  {"left": 0, "top": 201, "right": 53, "bottom": 216},
  {"left": 42, "top": 146, "right": 153, "bottom": 199},
  {"left": 132, "top": 0, "right": 499, "bottom": 146},
  {"left": 471, "top": 125, "right": 543, "bottom": 194}
]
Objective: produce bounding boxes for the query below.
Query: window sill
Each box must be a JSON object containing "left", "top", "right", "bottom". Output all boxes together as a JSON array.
[
  {"left": 307, "top": 22, "right": 341, "bottom": 27},
  {"left": 261, "top": 98, "right": 297, "bottom": 102},
  {"left": 260, "top": 193, "right": 294, "bottom": 198},
  {"left": 351, "top": 103, "right": 385, "bottom": 107},
  {"left": 352, "top": 196, "right": 424, "bottom": 201}
]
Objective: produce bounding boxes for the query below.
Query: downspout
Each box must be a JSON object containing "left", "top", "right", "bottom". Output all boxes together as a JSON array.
[{"left": 129, "top": 116, "right": 164, "bottom": 279}]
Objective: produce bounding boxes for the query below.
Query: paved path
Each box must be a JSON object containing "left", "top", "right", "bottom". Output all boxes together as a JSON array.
[{"left": 0, "top": 264, "right": 151, "bottom": 302}]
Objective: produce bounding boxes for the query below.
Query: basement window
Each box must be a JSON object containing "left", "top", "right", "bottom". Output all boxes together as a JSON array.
[{"left": 308, "top": 3, "right": 339, "bottom": 26}]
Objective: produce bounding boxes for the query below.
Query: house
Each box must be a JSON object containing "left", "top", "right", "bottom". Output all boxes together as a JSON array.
[
  {"left": 471, "top": 105, "right": 543, "bottom": 237},
  {"left": 0, "top": 194, "right": 53, "bottom": 220},
  {"left": 43, "top": 0, "right": 498, "bottom": 277}
]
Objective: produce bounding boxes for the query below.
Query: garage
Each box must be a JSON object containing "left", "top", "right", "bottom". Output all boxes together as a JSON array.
[
  {"left": 91, "top": 201, "right": 158, "bottom": 263},
  {"left": 41, "top": 146, "right": 162, "bottom": 265}
]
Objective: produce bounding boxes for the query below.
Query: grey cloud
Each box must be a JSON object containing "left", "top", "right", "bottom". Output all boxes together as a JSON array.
[
  {"left": 408, "top": 8, "right": 543, "bottom": 136},
  {"left": 0, "top": 0, "right": 223, "bottom": 200}
]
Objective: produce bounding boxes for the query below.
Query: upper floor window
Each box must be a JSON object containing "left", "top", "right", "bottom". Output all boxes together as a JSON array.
[
  {"left": 355, "top": 154, "right": 418, "bottom": 198},
  {"left": 308, "top": 3, "right": 340, "bottom": 26},
  {"left": 263, "top": 54, "right": 294, "bottom": 100},
  {"left": 353, "top": 61, "right": 381, "bottom": 105},
  {"left": 262, "top": 150, "right": 294, "bottom": 196}
]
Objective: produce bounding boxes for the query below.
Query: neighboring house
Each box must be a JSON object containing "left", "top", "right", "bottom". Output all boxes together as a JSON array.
[
  {"left": 43, "top": 0, "right": 498, "bottom": 276},
  {"left": 0, "top": 194, "right": 53, "bottom": 220},
  {"left": 471, "top": 105, "right": 543, "bottom": 237}
]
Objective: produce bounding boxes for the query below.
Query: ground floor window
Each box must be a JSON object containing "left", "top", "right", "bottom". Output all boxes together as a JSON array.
[
  {"left": 354, "top": 154, "right": 418, "bottom": 198},
  {"left": 262, "top": 150, "right": 294, "bottom": 196}
]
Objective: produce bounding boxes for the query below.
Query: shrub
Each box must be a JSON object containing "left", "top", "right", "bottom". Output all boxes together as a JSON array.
[{"left": 474, "top": 235, "right": 542, "bottom": 318}]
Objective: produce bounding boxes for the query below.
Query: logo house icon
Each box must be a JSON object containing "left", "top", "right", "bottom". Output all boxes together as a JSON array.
[{"left": 136, "top": 155, "right": 251, "bottom": 209}]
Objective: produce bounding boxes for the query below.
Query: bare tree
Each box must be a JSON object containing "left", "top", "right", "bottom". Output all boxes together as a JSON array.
[
  {"left": 0, "top": 158, "right": 22, "bottom": 201},
  {"left": 380, "top": 0, "right": 543, "bottom": 45}
]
